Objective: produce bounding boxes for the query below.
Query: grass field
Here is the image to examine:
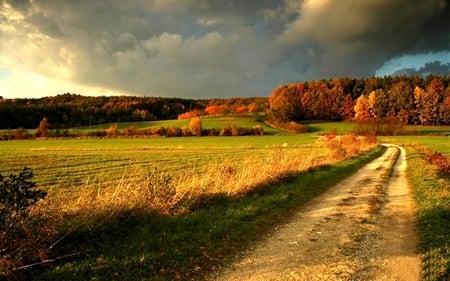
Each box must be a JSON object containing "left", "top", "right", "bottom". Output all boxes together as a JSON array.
[
  {"left": 0, "top": 136, "right": 319, "bottom": 188},
  {"left": 77, "top": 115, "right": 282, "bottom": 135},
  {"left": 0, "top": 127, "right": 379, "bottom": 280},
  {"left": 2, "top": 119, "right": 450, "bottom": 280},
  {"left": 380, "top": 135, "right": 450, "bottom": 155}
]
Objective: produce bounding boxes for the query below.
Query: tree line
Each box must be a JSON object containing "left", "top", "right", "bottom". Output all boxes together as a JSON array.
[
  {"left": 0, "top": 94, "right": 268, "bottom": 129},
  {"left": 268, "top": 75, "right": 450, "bottom": 125},
  {"left": 1, "top": 74, "right": 449, "bottom": 131}
]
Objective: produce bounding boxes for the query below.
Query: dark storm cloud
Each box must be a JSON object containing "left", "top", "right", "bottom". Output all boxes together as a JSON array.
[
  {"left": 392, "top": 61, "right": 450, "bottom": 76},
  {"left": 1, "top": 0, "right": 449, "bottom": 98},
  {"left": 278, "top": 0, "right": 450, "bottom": 78}
]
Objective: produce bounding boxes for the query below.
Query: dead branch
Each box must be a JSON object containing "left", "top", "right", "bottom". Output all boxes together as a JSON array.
[{"left": 12, "top": 252, "right": 81, "bottom": 272}]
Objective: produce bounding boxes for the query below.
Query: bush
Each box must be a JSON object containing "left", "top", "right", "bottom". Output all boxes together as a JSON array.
[
  {"left": 106, "top": 124, "right": 120, "bottom": 137},
  {"left": 1, "top": 168, "right": 50, "bottom": 278},
  {"left": 416, "top": 146, "right": 450, "bottom": 176},
  {"left": 285, "top": 121, "right": 307, "bottom": 134},
  {"left": 166, "top": 126, "right": 182, "bottom": 137},
  {"left": 123, "top": 125, "right": 137, "bottom": 136},
  {"left": 0, "top": 167, "right": 46, "bottom": 233}
]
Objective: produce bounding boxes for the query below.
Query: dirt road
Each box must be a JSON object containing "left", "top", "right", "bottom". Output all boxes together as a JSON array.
[{"left": 212, "top": 144, "right": 421, "bottom": 281}]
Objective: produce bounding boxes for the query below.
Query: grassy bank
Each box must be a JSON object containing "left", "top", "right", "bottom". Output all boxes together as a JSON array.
[
  {"left": 406, "top": 146, "right": 450, "bottom": 281},
  {"left": 29, "top": 145, "right": 385, "bottom": 280}
]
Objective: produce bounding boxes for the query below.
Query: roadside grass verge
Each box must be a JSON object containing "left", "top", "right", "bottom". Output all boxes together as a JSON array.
[
  {"left": 31, "top": 145, "right": 386, "bottom": 281},
  {"left": 406, "top": 146, "right": 450, "bottom": 281}
]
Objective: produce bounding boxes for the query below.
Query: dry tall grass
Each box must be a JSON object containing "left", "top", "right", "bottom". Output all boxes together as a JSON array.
[{"left": 41, "top": 134, "right": 377, "bottom": 220}]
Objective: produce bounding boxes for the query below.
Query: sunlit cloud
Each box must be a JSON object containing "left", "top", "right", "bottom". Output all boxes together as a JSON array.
[{"left": 0, "top": 69, "right": 124, "bottom": 98}]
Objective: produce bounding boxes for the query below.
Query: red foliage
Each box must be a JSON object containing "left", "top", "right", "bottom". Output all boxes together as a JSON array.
[
  {"left": 429, "top": 152, "right": 450, "bottom": 176},
  {"left": 178, "top": 110, "right": 202, "bottom": 120},
  {"left": 205, "top": 105, "right": 229, "bottom": 115},
  {"left": 416, "top": 146, "right": 450, "bottom": 176}
]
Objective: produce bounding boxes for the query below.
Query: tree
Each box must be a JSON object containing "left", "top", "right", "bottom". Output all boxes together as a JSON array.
[
  {"left": 354, "top": 94, "right": 373, "bottom": 121},
  {"left": 35, "top": 117, "right": 49, "bottom": 137},
  {"left": 387, "top": 81, "right": 414, "bottom": 123},
  {"left": 415, "top": 78, "right": 444, "bottom": 125},
  {"left": 189, "top": 117, "right": 202, "bottom": 136},
  {"left": 268, "top": 84, "right": 303, "bottom": 123},
  {"left": 341, "top": 94, "right": 355, "bottom": 120}
]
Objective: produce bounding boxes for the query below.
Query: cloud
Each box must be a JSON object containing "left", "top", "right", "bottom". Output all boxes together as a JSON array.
[
  {"left": 0, "top": 0, "right": 449, "bottom": 99},
  {"left": 276, "top": 0, "right": 450, "bottom": 77}
]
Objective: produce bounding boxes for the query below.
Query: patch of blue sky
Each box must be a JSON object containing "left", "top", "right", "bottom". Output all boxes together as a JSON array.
[
  {"left": 375, "top": 51, "right": 450, "bottom": 76},
  {"left": 0, "top": 67, "right": 12, "bottom": 79}
]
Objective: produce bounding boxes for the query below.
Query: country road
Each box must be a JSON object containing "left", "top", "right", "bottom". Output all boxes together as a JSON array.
[{"left": 211, "top": 144, "right": 421, "bottom": 281}]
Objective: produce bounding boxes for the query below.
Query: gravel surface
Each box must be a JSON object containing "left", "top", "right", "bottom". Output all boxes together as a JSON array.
[{"left": 211, "top": 144, "right": 421, "bottom": 281}]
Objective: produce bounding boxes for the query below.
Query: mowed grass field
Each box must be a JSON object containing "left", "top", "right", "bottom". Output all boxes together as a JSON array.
[
  {"left": 0, "top": 135, "right": 320, "bottom": 188},
  {"left": 0, "top": 120, "right": 383, "bottom": 280},
  {"left": 2, "top": 119, "right": 450, "bottom": 280},
  {"left": 380, "top": 135, "right": 450, "bottom": 155}
]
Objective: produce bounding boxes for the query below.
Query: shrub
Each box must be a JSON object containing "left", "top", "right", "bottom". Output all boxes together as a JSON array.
[
  {"left": 1, "top": 168, "right": 50, "bottom": 278},
  {"left": 150, "top": 126, "right": 166, "bottom": 136},
  {"left": 166, "top": 126, "right": 182, "bottom": 137},
  {"left": 14, "top": 128, "right": 29, "bottom": 140},
  {"left": 123, "top": 125, "right": 137, "bottom": 136},
  {"left": 252, "top": 125, "right": 264, "bottom": 136},
  {"left": 285, "top": 121, "right": 307, "bottom": 134},
  {"left": 220, "top": 126, "right": 232, "bottom": 136},
  {"left": 416, "top": 146, "right": 450, "bottom": 176},
  {"left": 0, "top": 167, "right": 46, "bottom": 232},
  {"left": 106, "top": 124, "right": 120, "bottom": 137}
]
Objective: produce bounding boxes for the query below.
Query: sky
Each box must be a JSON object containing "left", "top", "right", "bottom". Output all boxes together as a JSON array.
[{"left": 1, "top": 0, "right": 450, "bottom": 99}]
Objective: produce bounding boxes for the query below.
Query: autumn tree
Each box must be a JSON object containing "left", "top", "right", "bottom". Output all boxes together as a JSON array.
[
  {"left": 268, "top": 84, "right": 303, "bottom": 123},
  {"left": 35, "top": 117, "right": 49, "bottom": 137},
  {"left": 387, "top": 81, "right": 414, "bottom": 123},
  {"left": 341, "top": 94, "right": 355, "bottom": 120},
  {"left": 354, "top": 94, "right": 375, "bottom": 121},
  {"left": 189, "top": 117, "right": 202, "bottom": 136},
  {"left": 415, "top": 77, "right": 444, "bottom": 125}
]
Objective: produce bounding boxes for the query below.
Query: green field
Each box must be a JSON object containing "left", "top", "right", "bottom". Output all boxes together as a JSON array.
[
  {"left": 77, "top": 115, "right": 282, "bottom": 134},
  {"left": 2, "top": 119, "right": 450, "bottom": 280},
  {"left": 380, "top": 136, "right": 450, "bottom": 155},
  {"left": 0, "top": 136, "right": 320, "bottom": 187}
]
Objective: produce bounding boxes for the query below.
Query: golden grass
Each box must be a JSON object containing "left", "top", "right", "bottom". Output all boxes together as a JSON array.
[{"left": 40, "top": 135, "right": 377, "bottom": 219}]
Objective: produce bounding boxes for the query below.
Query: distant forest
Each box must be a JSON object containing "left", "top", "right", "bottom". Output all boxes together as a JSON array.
[
  {"left": 0, "top": 95, "right": 268, "bottom": 129},
  {"left": 0, "top": 74, "right": 449, "bottom": 130}
]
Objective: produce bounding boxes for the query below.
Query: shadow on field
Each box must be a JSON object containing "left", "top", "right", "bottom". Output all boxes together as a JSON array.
[{"left": 31, "top": 147, "right": 386, "bottom": 281}]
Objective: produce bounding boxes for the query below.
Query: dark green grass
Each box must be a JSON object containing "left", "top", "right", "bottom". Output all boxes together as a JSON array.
[
  {"left": 303, "top": 121, "right": 355, "bottom": 135},
  {"left": 31, "top": 146, "right": 385, "bottom": 281},
  {"left": 77, "top": 115, "right": 282, "bottom": 135},
  {"left": 406, "top": 147, "right": 450, "bottom": 281}
]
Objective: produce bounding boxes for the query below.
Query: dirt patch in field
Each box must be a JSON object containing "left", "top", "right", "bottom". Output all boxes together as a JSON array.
[{"left": 211, "top": 144, "right": 421, "bottom": 281}]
